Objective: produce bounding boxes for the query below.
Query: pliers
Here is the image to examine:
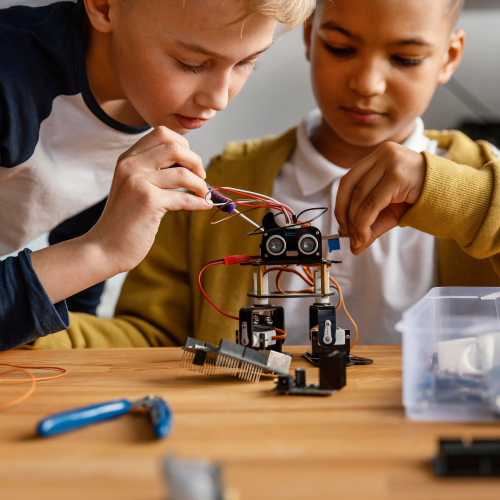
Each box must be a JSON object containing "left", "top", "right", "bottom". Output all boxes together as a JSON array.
[{"left": 37, "top": 395, "right": 172, "bottom": 439}]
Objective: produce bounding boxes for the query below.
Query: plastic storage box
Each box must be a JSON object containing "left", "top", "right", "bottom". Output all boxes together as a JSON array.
[{"left": 401, "top": 287, "right": 500, "bottom": 422}]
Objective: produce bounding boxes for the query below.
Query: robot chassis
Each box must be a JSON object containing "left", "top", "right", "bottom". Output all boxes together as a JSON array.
[{"left": 235, "top": 213, "right": 372, "bottom": 367}]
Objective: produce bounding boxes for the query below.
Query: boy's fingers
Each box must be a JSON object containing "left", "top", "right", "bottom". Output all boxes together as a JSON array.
[
  {"left": 351, "top": 174, "right": 401, "bottom": 242},
  {"left": 127, "top": 126, "right": 190, "bottom": 155},
  {"left": 160, "top": 190, "right": 213, "bottom": 212},
  {"left": 350, "top": 207, "right": 399, "bottom": 255},
  {"left": 126, "top": 141, "right": 205, "bottom": 179},
  {"left": 347, "top": 165, "right": 386, "bottom": 242},
  {"left": 335, "top": 151, "right": 381, "bottom": 234},
  {"left": 150, "top": 167, "right": 210, "bottom": 199}
]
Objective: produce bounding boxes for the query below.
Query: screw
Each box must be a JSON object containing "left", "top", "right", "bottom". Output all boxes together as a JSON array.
[
  {"left": 253, "top": 315, "right": 259, "bottom": 324},
  {"left": 242, "top": 322, "right": 247, "bottom": 329},
  {"left": 316, "top": 231, "right": 319, "bottom": 235},
  {"left": 259, "top": 339, "right": 264, "bottom": 344},
  {"left": 265, "top": 254, "right": 269, "bottom": 258},
  {"left": 313, "top": 336, "right": 318, "bottom": 341},
  {"left": 265, "top": 316, "right": 273, "bottom": 325},
  {"left": 264, "top": 233, "right": 268, "bottom": 237},
  {"left": 325, "top": 320, "right": 331, "bottom": 326},
  {"left": 346, "top": 334, "right": 350, "bottom": 339},
  {"left": 316, "top": 252, "right": 320, "bottom": 256}
]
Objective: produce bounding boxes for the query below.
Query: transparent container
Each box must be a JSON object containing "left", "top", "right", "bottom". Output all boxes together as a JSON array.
[{"left": 400, "top": 287, "right": 500, "bottom": 422}]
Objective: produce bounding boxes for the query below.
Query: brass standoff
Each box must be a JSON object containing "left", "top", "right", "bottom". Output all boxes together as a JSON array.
[
  {"left": 256, "top": 264, "right": 265, "bottom": 296},
  {"left": 320, "top": 263, "right": 329, "bottom": 295}
]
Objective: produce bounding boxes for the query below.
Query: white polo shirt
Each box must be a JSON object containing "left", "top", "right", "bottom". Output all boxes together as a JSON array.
[{"left": 270, "top": 109, "right": 444, "bottom": 345}]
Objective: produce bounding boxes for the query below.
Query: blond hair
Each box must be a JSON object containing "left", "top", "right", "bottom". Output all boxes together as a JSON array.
[
  {"left": 121, "top": 1, "right": 315, "bottom": 33},
  {"left": 235, "top": 0, "right": 315, "bottom": 32}
]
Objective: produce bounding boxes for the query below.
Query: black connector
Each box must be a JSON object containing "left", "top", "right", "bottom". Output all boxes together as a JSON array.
[
  {"left": 433, "top": 439, "right": 500, "bottom": 476},
  {"left": 273, "top": 351, "right": 347, "bottom": 396}
]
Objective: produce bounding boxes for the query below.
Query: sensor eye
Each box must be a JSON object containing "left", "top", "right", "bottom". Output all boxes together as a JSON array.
[
  {"left": 266, "top": 235, "right": 286, "bottom": 256},
  {"left": 298, "top": 234, "right": 318, "bottom": 255}
]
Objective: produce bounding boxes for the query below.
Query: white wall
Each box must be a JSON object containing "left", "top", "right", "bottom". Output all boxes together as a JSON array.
[{"left": 423, "top": 8, "right": 500, "bottom": 129}]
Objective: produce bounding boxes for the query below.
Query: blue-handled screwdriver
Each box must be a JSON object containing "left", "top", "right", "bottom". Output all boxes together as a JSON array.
[{"left": 37, "top": 395, "right": 172, "bottom": 439}]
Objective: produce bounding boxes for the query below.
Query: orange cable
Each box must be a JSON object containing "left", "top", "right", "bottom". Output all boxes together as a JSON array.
[
  {"left": 272, "top": 327, "right": 287, "bottom": 340},
  {"left": 0, "top": 364, "right": 68, "bottom": 411},
  {"left": 264, "top": 266, "right": 314, "bottom": 286},
  {"left": 328, "top": 276, "right": 359, "bottom": 347}
]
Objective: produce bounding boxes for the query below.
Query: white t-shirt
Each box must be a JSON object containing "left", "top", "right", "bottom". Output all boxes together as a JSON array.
[
  {"left": 0, "top": 1, "right": 152, "bottom": 256},
  {"left": 270, "top": 109, "right": 445, "bottom": 345}
]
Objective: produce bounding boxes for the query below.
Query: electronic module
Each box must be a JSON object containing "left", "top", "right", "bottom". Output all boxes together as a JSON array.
[{"left": 198, "top": 185, "right": 373, "bottom": 369}]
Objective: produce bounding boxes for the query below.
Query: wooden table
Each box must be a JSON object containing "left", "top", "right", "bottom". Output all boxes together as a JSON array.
[{"left": 0, "top": 346, "right": 498, "bottom": 500}]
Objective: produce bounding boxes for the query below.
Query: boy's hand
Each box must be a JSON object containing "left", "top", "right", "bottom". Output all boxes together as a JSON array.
[
  {"left": 87, "top": 126, "right": 211, "bottom": 275},
  {"left": 334, "top": 142, "right": 426, "bottom": 255}
]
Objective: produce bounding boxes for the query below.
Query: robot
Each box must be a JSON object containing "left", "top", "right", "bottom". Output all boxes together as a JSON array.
[{"left": 203, "top": 186, "right": 373, "bottom": 367}]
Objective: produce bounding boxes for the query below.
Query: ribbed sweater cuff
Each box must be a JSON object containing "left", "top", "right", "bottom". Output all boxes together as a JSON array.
[{"left": 400, "top": 152, "right": 493, "bottom": 246}]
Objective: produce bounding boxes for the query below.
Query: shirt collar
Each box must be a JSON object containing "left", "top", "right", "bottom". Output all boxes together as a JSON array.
[{"left": 294, "top": 109, "right": 435, "bottom": 197}]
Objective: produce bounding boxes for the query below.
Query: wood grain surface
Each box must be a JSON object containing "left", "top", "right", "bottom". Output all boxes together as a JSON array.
[{"left": 0, "top": 346, "right": 498, "bottom": 500}]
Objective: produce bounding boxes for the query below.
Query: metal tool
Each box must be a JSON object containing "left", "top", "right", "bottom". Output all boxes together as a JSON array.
[{"left": 37, "top": 395, "right": 172, "bottom": 439}]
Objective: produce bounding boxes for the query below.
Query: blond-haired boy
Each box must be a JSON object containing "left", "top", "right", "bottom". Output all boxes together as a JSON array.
[
  {"left": 26, "top": 0, "right": 500, "bottom": 349},
  {"left": 0, "top": 0, "right": 313, "bottom": 350}
]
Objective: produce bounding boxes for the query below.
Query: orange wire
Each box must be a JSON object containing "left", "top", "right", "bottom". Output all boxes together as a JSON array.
[
  {"left": 272, "top": 327, "right": 287, "bottom": 340},
  {"left": 276, "top": 270, "right": 314, "bottom": 295},
  {"left": 264, "top": 266, "right": 314, "bottom": 285},
  {"left": 328, "top": 276, "right": 359, "bottom": 347},
  {"left": 262, "top": 264, "right": 360, "bottom": 346},
  {"left": 0, "top": 364, "right": 67, "bottom": 382},
  {"left": 0, "top": 368, "right": 36, "bottom": 410},
  {"left": 0, "top": 364, "right": 68, "bottom": 411},
  {"left": 302, "top": 265, "right": 360, "bottom": 347}
]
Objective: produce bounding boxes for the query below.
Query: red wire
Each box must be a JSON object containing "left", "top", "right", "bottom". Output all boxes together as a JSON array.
[
  {"left": 212, "top": 187, "right": 294, "bottom": 218},
  {"left": 199, "top": 259, "right": 289, "bottom": 342},
  {"left": 198, "top": 261, "right": 239, "bottom": 320}
]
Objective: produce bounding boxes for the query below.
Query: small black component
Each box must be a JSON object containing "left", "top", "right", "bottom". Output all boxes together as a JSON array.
[
  {"left": 274, "top": 351, "right": 347, "bottom": 396},
  {"left": 237, "top": 305, "right": 285, "bottom": 352},
  {"left": 309, "top": 303, "right": 341, "bottom": 351},
  {"left": 258, "top": 215, "right": 324, "bottom": 265},
  {"left": 303, "top": 351, "right": 373, "bottom": 368},
  {"left": 193, "top": 349, "right": 207, "bottom": 366},
  {"left": 319, "top": 351, "right": 346, "bottom": 391},
  {"left": 304, "top": 309, "right": 373, "bottom": 367},
  {"left": 433, "top": 439, "right": 500, "bottom": 476}
]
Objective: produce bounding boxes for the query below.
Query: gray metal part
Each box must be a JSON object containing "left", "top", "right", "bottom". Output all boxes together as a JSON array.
[{"left": 266, "top": 350, "right": 292, "bottom": 374}]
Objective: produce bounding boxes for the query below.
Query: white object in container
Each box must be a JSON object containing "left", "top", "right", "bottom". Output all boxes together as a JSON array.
[{"left": 400, "top": 287, "right": 500, "bottom": 422}]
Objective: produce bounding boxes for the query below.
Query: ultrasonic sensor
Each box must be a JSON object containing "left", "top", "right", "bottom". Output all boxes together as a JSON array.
[
  {"left": 298, "top": 235, "right": 318, "bottom": 255},
  {"left": 266, "top": 235, "right": 286, "bottom": 256}
]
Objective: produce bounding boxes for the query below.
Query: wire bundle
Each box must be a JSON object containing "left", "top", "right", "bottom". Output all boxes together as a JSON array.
[
  {"left": 276, "top": 265, "right": 358, "bottom": 346},
  {"left": 207, "top": 186, "right": 296, "bottom": 229}
]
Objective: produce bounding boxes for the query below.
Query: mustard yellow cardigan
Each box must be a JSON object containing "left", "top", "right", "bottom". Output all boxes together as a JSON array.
[{"left": 31, "top": 128, "right": 500, "bottom": 349}]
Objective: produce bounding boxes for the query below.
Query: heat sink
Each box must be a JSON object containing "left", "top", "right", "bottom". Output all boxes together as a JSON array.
[{"left": 181, "top": 337, "right": 291, "bottom": 383}]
